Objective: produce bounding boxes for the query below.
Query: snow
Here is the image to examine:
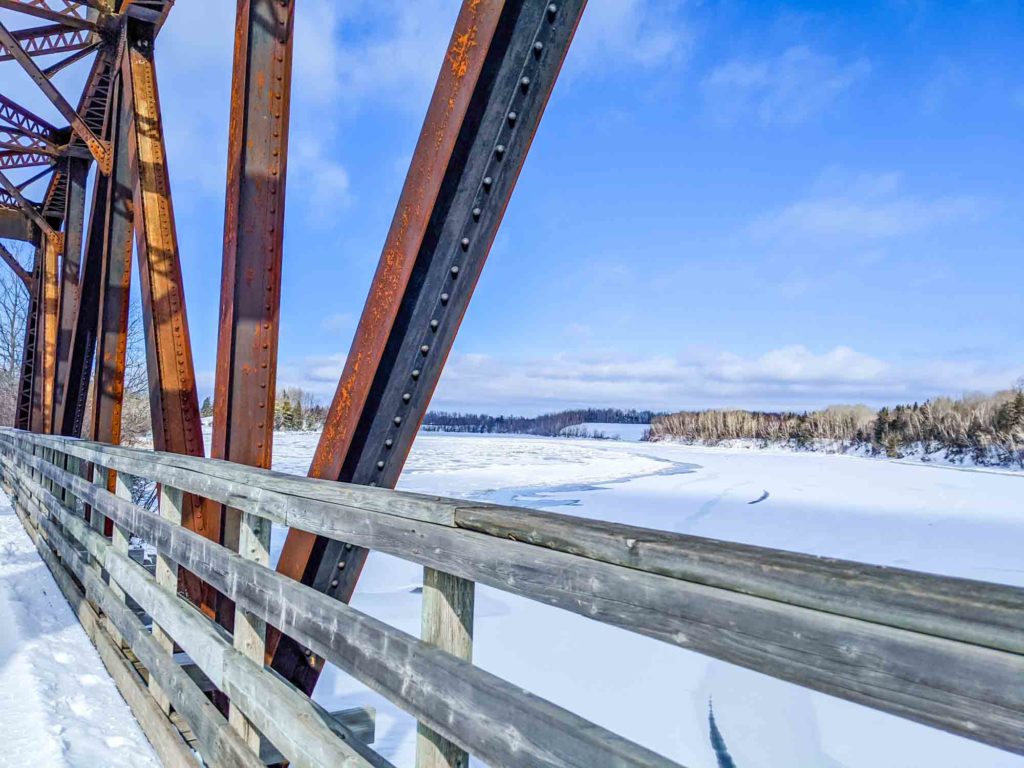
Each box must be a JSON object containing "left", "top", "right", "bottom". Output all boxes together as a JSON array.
[
  {"left": 263, "top": 431, "right": 1024, "bottom": 768},
  {"left": 0, "top": 495, "right": 160, "bottom": 767}
]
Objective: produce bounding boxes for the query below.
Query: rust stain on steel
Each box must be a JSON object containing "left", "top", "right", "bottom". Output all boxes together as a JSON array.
[{"left": 275, "top": 0, "right": 503, "bottom": 588}]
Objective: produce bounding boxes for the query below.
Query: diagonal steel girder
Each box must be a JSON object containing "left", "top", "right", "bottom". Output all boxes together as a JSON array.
[{"left": 271, "top": 0, "right": 587, "bottom": 693}]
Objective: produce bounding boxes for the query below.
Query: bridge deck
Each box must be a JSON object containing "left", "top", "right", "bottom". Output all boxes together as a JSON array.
[{"left": 0, "top": 489, "right": 159, "bottom": 768}]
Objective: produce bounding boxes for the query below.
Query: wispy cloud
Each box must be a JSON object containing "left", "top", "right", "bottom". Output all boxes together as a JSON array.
[
  {"left": 750, "top": 171, "right": 986, "bottom": 245},
  {"left": 567, "top": 0, "right": 692, "bottom": 74},
  {"left": 702, "top": 45, "right": 870, "bottom": 126},
  {"left": 278, "top": 345, "right": 1023, "bottom": 414}
]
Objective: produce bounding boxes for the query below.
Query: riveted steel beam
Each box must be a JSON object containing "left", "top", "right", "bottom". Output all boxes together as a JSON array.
[
  {"left": 212, "top": 0, "right": 294, "bottom": 481},
  {"left": 210, "top": 0, "right": 295, "bottom": 634},
  {"left": 271, "top": 0, "right": 587, "bottom": 693},
  {"left": 18, "top": 249, "right": 42, "bottom": 430},
  {"left": 123, "top": 26, "right": 207, "bottom": 540},
  {"left": 56, "top": 71, "right": 132, "bottom": 439},
  {"left": 29, "top": 232, "right": 59, "bottom": 433},
  {"left": 50, "top": 156, "right": 87, "bottom": 431},
  {"left": 87, "top": 71, "right": 133, "bottom": 447}
]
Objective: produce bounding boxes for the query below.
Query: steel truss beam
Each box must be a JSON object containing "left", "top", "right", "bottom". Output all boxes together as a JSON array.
[
  {"left": 0, "top": 1, "right": 96, "bottom": 31},
  {"left": 0, "top": 19, "right": 110, "bottom": 172},
  {"left": 0, "top": 23, "right": 93, "bottom": 62},
  {"left": 17, "top": 248, "right": 41, "bottom": 429},
  {"left": 272, "top": 0, "right": 587, "bottom": 693}
]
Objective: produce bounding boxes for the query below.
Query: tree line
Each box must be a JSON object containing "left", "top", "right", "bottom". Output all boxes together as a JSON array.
[
  {"left": 200, "top": 387, "right": 328, "bottom": 432},
  {"left": 648, "top": 387, "right": 1024, "bottom": 467},
  {"left": 421, "top": 408, "right": 660, "bottom": 437}
]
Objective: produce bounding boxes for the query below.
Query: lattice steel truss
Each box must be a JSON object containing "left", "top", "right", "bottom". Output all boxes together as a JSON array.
[{"left": 0, "top": 0, "right": 587, "bottom": 753}]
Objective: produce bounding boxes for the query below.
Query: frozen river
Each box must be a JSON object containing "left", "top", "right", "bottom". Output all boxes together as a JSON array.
[{"left": 266, "top": 431, "right": 1024, "bottom": 768}]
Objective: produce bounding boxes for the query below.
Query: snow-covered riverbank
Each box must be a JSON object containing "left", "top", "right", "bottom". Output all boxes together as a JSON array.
[
  {"left": 264, "top": 431, "right": 1024, "bottom": 768},
  {"left": 0, "top": 497, "right": 159, "bottom": 767}
]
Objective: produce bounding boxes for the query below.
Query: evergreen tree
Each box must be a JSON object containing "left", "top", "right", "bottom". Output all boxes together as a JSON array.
[{"left": 200, "top": 396, "right": 213, "bottom": 418}]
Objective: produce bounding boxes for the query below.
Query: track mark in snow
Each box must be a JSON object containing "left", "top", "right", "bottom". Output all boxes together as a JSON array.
[{"left": 748, "top": 490, "right": 770, "bottom": 505}]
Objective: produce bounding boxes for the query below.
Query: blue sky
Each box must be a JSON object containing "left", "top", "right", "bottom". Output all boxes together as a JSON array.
[{"left": 4, "top": 1, "right": 1024, "bottom": 414}]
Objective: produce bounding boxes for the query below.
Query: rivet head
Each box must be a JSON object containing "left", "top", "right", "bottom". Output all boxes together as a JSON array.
[
  {"left": 430, "top": 319, "right": 439, "bottom": 330},
  {"left": 339, "top": 559, "right": 347, "bottom": 567},
  {"left": 483, "top": 178, "right": 493, "bottom": 192},
  {"left": 331, "top": 579, "right": 339, "bottom": 587},
  {"left": 393, "top": 416, "right": 402, "bottom": 425},
  {"left": 507, "top": 112, "right": 517, "bottom": 125},
  {"left": 547, "top": 3, "right": 558, "bottom": 18},
  {"left": 472, "top": 207, "right": 482, "bottom": 220},
  {"left": 402, "top": 393, "right": 411, "bottom": 403},
  {"left": 440, "top": 292, "right": 450, "bottom": 304},
  {"left": 420, "top": 344, "right": 430, "bottom": 354},
  {"left": 519, "top": 77, "right": 530, "bottom": 91},
  {"left": 376, "top": 460, "right": 385, "bottom": 469},
  {"left": 461, "top": 237, "right": 470, "bottom": 249},
  {"left": 534, "top": 41, "right": 544, "bottom": 54},
  {"left": 495, "top": 144, "right": 506, "bottom": 157},
  {"left": 450, "top": 266, "right": 460, "bottom": 277},
  {"left": 411, "top": 369, "right": 421, "bottom": 379},
  {"left": 385, "top": 438, "right": 394, "bottom": 448}
]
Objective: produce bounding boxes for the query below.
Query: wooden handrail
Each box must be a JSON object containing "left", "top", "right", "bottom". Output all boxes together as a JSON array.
[{"left": 2, "top": 428, "right": 1023, "bottom": 761}]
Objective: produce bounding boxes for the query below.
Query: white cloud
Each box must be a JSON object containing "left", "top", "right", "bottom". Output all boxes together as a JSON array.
[
  {"left": 277, "top": 345, "right": 1023, "bottom": 414},
  {"left": 750, "top": 171, "right": 986, "bottom": 245},
  {"left": 567, "top": 0, "right": 692, "bottom": 73},
  {"left": 702, "top": 45, "right": 870, "bottom": 126}
]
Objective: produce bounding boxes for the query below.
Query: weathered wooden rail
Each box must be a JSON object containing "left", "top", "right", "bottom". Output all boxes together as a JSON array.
[{"left": 1, "top": 427, "right": 1022, "bottom": 767}]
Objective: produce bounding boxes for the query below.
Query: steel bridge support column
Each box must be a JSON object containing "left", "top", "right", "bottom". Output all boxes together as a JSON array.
[
  {"left": 88, "top": 72, "right": 134, "bottom": 451},
  {"left": 211, "top": 0, "right": 295, "bottom": 741},
  {"left": 16, "top": 246, "right": 41, "bottom": 430},
  {"left": 272, "top": 0, "right": 588, "bottom": 716},
  {"left": 123, "top": 25, "right": 209, "bottom": 614},
  {"left": 33, "top": 232, "right": 59, "bottom": 433},
  {"left": 51, "top": 156, "right": 88, "bottom": 429}
]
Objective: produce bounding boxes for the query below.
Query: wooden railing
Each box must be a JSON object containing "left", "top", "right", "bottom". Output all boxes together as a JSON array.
[{"left": 0, "top": 427, "right": 1022, "bottom": 767}]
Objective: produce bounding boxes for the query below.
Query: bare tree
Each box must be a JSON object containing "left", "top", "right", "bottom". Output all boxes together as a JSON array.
[{"left": 0, "top": 240, "right": 31, "bottom": 426}]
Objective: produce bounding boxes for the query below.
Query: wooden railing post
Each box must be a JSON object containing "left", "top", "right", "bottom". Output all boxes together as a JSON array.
[
  {"left": 107, "top": 470, "right": 133, "bottom": 649},
  {"left": 150, "top": 483, "right": 182, "bottom": 714},
  {"left": 225, "top": 506, "right": 270, "bottom": 751},
  {"left": 416, "top": 568, "right": 474, "bottom": 768}
]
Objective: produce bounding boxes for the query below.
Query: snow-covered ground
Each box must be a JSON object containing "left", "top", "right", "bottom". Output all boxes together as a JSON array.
[
  {"left": 265, "top": 431, "right": 1024, "bottom": 768},
  {"left": 0, "top": 496, "right": 160, "bottom": 767}
]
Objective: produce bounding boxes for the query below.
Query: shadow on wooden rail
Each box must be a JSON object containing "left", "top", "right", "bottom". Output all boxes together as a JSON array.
[{"left": 0, "top": 426, "right": 1022, "bottom": 767}]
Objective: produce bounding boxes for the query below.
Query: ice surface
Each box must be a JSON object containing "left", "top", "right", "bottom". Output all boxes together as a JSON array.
[{"left": 264, "top": 431, "right": 1024, "bottom": 768}]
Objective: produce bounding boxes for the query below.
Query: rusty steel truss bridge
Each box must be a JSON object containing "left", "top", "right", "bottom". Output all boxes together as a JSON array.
[{"left": 0, "top": 2, "right": 1022, "bottom": 767}]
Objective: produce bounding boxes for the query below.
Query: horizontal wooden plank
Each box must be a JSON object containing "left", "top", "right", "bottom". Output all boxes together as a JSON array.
[
  {"left": 453, "top": 503, "right": 1024, "bottom": 655},
  {"left": 6, "top": 447, "right": 682, "bottom": 768},
  {"left": 11, "top": 430, "right": 458, "bottom": 524},
  {"left": 6, "top": 428, "right": 1023, "bottom": 660}
]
